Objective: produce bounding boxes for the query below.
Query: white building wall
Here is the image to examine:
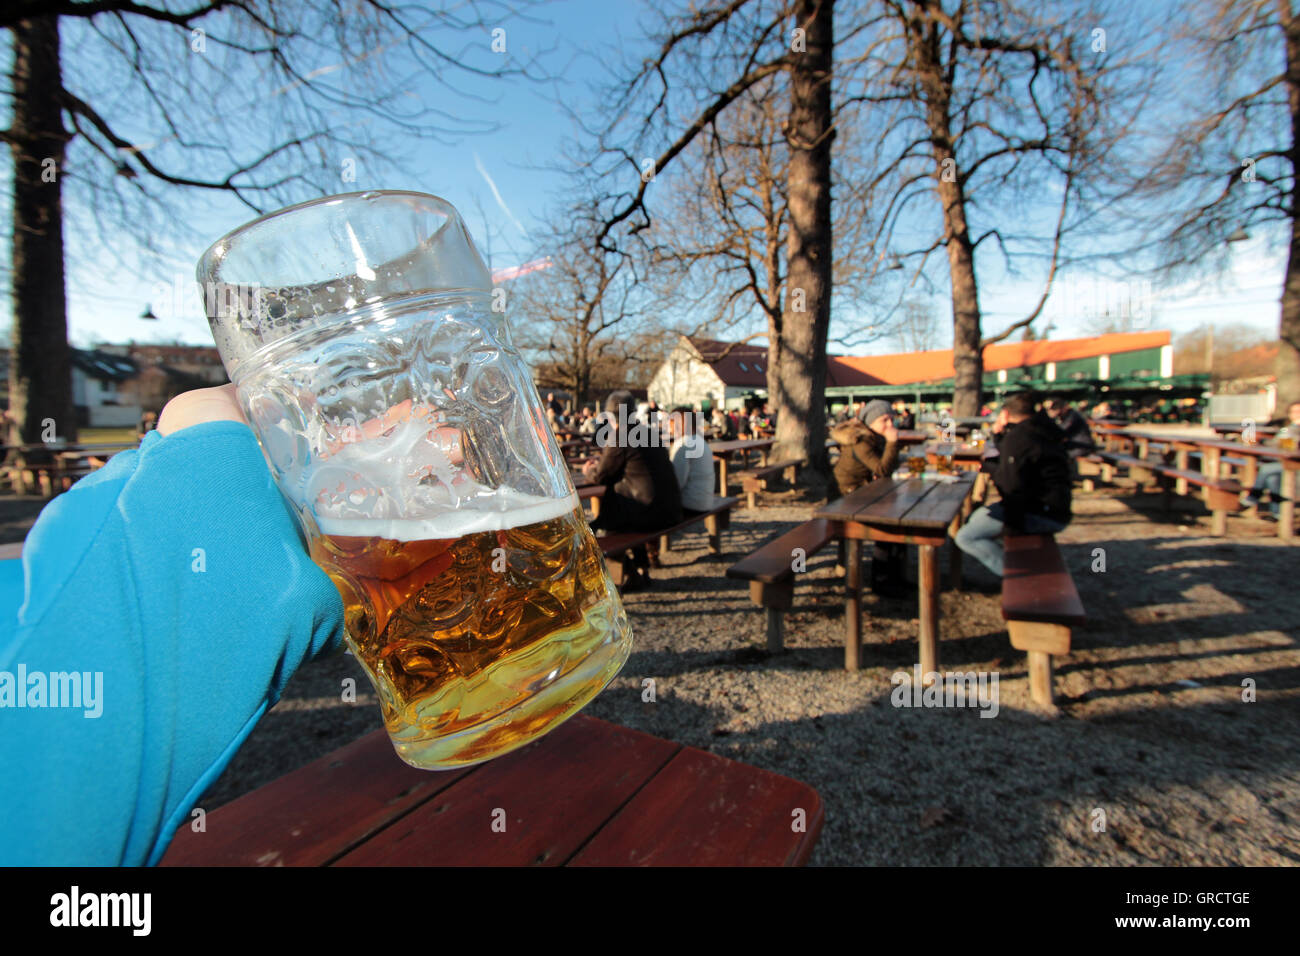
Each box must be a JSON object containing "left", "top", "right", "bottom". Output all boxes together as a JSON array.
[{"left": 648, "top": 342, "right": 728, "bottom": 409}]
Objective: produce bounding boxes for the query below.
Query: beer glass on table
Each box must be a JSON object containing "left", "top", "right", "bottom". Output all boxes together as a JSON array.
[
  {"left": 197, "top": 191, "right": 632, "bottom": 769},
  {"left": 935, "top": 442, "right": 955, "bottom": 474},
  {"left": 906, "top": 452, "right": 927, "bottom": 477}
]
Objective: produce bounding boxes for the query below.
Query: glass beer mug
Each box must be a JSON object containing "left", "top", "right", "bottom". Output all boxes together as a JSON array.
[{"left": 197, "top": 191, "right": 632, "bottom": 769}]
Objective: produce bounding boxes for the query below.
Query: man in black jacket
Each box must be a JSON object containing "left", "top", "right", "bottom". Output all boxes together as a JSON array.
[
  {"left": 954, "top": 392, "right": 1071, "bottom": 576},
  {"left": 1043, "top": 397, "right": 1096, "bottom": 459}
]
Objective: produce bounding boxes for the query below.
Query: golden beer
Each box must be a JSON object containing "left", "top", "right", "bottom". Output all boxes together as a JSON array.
[
  {"left": 907, "top": 454, "right": 927, "bottom": 476},
  {"left": 309, "top": 501, "right": 629, "bottom": 768}
]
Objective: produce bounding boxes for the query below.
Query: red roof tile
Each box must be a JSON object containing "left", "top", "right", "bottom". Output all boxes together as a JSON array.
[{"left": 688, "top": 336, "right": 887, "bottom": 388}]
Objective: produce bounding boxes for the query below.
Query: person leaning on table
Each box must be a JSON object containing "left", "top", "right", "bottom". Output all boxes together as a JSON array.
[
  {"left": 0, "top": 385, "right": 345, "bottom": 866},
  {"left": 828, "top": 399, "right": 905, "bottom": 597},
  {"left": 954, "top": 392, "right": 1072, "bottom": 577}
]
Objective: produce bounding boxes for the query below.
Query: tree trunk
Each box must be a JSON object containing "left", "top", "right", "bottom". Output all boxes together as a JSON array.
[
  {"left": 777, "top": 0, "right": 834, "bottom": 490},
  {"left": 913, "top": 5, "right": 982, "bottom": 417},
  {"left": 1279, "top": 1, "right": 1300, "bottom": 406},
  {"left": 7, "top": 16, "right": 75, "bottom": 451}
]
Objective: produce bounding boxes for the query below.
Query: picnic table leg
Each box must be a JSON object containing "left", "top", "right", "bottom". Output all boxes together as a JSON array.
[
  {"left": 1281, "top": 468, "right": 1296, "bottom": 542},
  {"left": 844, "top": 537, "right": 862, "bottom": 670},
  {"left": 1175, "top": 448, "right": 1188, "bottom": 497},
  {"left": 918, "top": 544, "right": 939, "bottom": 679},
  {"left": 589, "top": 496, "right": 601, "bottom": 519},
  {"left": 718, "top": 457, "right": 729, "bottom": 495}
]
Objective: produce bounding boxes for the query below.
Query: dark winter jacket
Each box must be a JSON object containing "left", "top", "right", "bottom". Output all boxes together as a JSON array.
[
  {"left": 992, "top": 411, "right": 1072, "bottom": 527},
  {"left": 1054, "top": 407, "right": 1097, "bottom": 457},
  {"left": 830, "top": 418, "right": 899, "bottom": 495},
  {"left": 590, "top": 428, "right": 684, "bottom": 528}
]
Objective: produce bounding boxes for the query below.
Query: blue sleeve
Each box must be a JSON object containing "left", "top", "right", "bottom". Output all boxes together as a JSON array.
[{"left": 0, "top": 421, "right": 345, "bottom": 866}]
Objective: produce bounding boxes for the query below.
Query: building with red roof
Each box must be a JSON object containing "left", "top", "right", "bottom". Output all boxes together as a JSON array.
[{"left": 648, "top": 330, "right": 1203, "bottom": 412}]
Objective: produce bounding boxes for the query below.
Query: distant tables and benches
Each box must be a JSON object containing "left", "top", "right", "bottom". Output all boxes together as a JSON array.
[
  {"left": 1211, "top": 422, "right": 1280, "bottom": 440},
  {"left": 708, "top": 439, "right": 774, "bottom": 495},
  {"left": 2, "top": 441, "right": 136, "bottom": 496},
  {"left": 1090, "top": 432, "right": 1299, "bottom": 539}
]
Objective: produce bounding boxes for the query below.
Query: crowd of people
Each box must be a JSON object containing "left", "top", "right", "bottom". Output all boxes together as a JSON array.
[{"left": 568, "top": 386, "right": 1300, "bottom": 594}]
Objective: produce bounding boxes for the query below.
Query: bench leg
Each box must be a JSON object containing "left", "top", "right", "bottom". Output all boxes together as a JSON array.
[
  {"left": 1281, "top": 469, "right": 1296, "bottom": 542},
  {"left": 844, "top": 538, "right": 862, "bottom": 670},
  {"left": 607, "top": 556, "right": 626, "bottom": 588},
  {"left": 750, "top": 581, "right": 792, "bottom": 653},
  {"left": 1175, "top": 449, "right": 1188, "bottom": 496},
  {"left": 918, "top": 545, "right": 939, "bottom": 677},
  {"left": 1211, "top": 509, "right": 1226, "bottom": 537},
  {"left": 1007, "top": 621, "right": 1070, "bottom": 712},
  {"left": 947, "top": 540, "right": 962, "bottom": 591},
  {"left": 747, "top": 491, "right": 757, "bottom": 509},
  {"left": 660, "top": 534, "right": 671, "bottom": 553},
  {"left": 1027, "top": 651, "right": 1055, "bottom": 710},
  {"left": 765, "top": 608, "right": 784, "bottom": 652},
  {"left": 704, "top": 513, "right": 722, "bottom": 554}
]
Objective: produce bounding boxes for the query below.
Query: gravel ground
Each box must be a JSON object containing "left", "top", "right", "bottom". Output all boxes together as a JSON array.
[{"left": 7, "top": 476, "right": 1299, "bottom": 865}]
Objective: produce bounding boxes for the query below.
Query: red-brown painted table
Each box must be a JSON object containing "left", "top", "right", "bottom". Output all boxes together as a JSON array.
[{"left": 160, "top": 715, "right": 824, "bottom": 866}]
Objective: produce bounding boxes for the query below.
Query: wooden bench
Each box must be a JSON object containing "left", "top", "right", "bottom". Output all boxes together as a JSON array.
[
  {"left": 598, "top": 496, "right": 740, "bottom": 587},
  {"left": 1095, "top": 450, "right": 1242, "bottom": 535},
  {"left": 1002, "top": 533, "right": 1086, "bottom": 711},
  {"left": 740, "top": 458, "right": 803, "bottom": 508},
  {"left": 725, "top": 518, "right": 835, "bottom": 650}
]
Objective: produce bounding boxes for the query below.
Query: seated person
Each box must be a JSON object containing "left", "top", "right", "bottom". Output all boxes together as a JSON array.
[
  {"left": 667, "top": 406, "right": 714, "bottom": 516},
  {"left": 582, "top": 390, "right": 683, "bottom": 588},
  {"left": 1246, "top": 400, "right": 1300, "bottom": 516},
  {"left": 578, "top": 406, "right": 599, "bottom": 436},
  {"left": 829, "top": 399, "right": 900, "bottom": 495},
  {"left": 828, "top": 399, "right": 903, "bottom": 595},
  {"left": 710, "top": 407, "right": 735, "bottom": 440},
  {"left": 955, "top": 393, "right": 1072, "bottom": 577},
  {"left": 1043, "top": 397, "right": 1097, "bottom": 458}
]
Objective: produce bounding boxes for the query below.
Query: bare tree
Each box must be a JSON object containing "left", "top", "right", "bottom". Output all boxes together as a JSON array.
[
  {"left": 1130, "top": 0, "right": 1300, "bottom": 404},
  {"left": 509, "top": 203, "right": 647, "bottom": 408},
  {"left": 578, "top": 0, "right": 841, "bottom": 485},
  {"left": 895, "top": 298, "right": 943, "bottom": 352},
  {"left": 3, "top": 1, "right": 540, "bottom": 454},
  {"left": 643, "top": 74, "right": 894, "bottom": 366},
  {"left": 849, "top": 0, "right": 1139, "bottom": 414}
]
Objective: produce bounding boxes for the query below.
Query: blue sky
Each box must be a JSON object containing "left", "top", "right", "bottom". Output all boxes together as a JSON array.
[{"left": 3, "top": 0, "right": 1287, "bottom": 353}]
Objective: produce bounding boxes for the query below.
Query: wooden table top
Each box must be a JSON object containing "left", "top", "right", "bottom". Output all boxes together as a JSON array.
[
  {"left": 1119, "top": 432, "right": 1300, "bottom": 462},
  {"left": 159, "top": 714, "right": 823, "bottom": 867},
  {"left": 708, "top": 438, "right": 774, "bottom": 454},
  {"left": 814, "top": 472, "right": 976, "bottom": 532},
  {"left": 1212, "top": 423, "right": 1280, "bottom": 435}
]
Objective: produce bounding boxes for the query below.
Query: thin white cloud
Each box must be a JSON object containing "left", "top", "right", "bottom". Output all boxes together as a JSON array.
[{"left": 474, "top": 152, "right": 528, "bottom": 236}]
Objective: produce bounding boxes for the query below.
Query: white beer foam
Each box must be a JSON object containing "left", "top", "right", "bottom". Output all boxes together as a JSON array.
[{"left": 313, "top": 489, "right": 579, "bottom": 539}]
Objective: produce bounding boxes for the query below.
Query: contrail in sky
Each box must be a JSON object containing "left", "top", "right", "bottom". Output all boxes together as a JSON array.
[{"left": 474, "top": 153, "right": 528, "bottom": 236}]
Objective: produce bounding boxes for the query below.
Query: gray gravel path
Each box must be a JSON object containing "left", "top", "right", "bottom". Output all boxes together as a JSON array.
[{"left": 197, "top": 482, "right": 1300, "bottom": 866}]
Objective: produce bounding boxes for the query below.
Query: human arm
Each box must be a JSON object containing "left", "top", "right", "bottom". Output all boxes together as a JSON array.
[
  {"left": 588, "top": 443, "right": 628, "bottom": 487},
  {"left": 0, "top": 387, "right": 344, "bottom": 866}
]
